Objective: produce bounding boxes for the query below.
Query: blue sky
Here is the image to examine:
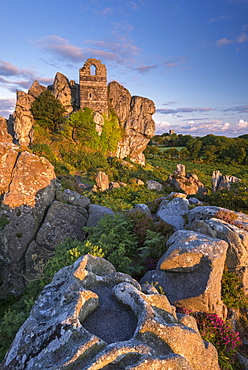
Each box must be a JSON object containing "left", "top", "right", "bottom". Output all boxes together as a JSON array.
[{"left": 0, "top": 0, "right": 248, "bottom": 137}]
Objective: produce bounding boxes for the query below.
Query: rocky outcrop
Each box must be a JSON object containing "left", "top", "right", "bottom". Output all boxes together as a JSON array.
[
  {"left": 3, "top": 151, "right": 56, "bottom": 208},
  {"left": 12, "top": 91, "right": 35, "bottom": 146},
  {"left": 0, "top": 116, "right": 13, "bottom": 143},
  {"left": 108, "top": 80, "right": 132, "bottom": 124},
  {"left": 95, "top": 170, "right": 109, "bottom": 191},
  {"left": 0, "top": 145, "right": 117, "bottom": 298},
  {"left": 2, "top": 254, "right": 220, "bottom": 370},
  {"left": 0, "top": 143, "right": 19, "bottom": 195},
  {"left": 141, "top": 229, "right": 228, "bottom": 318},
  {"left": 115, "top": 94, "right": 156, "bottom": 165},
  {"left": 8, "top": 61, "right": 155, "bottom": 164},
  {"left": 0, "top": 146, "right": 56, "bottom": 296},
  {"left": 28, "top": 80, "right": 46, "bottom": 98},
  {"left": 108, "top": 81, "right": 155, "bottom": 164},
  {"left": 48, "top": 72, "right": 79, "bottom": 114},
  {"left": 212, "top": 170, "right": 241, "bottom": 192},
  {"left": 167, "top": 164, "right": 208, "bottom": 196},
  {"left": 187, "top": 206, "right": 248, "bottom": 295}
]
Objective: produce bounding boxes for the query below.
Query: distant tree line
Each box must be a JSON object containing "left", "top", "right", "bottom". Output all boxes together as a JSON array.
[{"left": 147, "top": 133, "right": 248, "bottom": 165}]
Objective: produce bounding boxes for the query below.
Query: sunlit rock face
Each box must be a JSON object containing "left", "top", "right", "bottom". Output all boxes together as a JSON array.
[
  {"left": 0, "top": 145, "right": 56, "bottom": 297},
  {"left": 2, "top": 254, "right": 220, "bottom": 370},
  {"left": 109, "top": 81, "right": 156, "bottom": 165}
]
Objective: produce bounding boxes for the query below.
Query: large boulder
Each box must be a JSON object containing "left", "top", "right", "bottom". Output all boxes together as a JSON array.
[
  {"left": 3, "top": 151, "right": 55, "bottom": 208},
  {"left": 190, "top": 217, "right": 248, "bottom": 295},
  {"left": 147, "top": 179, "right": 164, "bottom": 191},
  {"left": 2, "top": 255, "right": 220, "bottom": 370},
  {"left": 86, "top": 204, "right": 115, "bottom": 228},
  {"left": 0, "top": 147, "right": 56, "bottom": 297},
  {"left": 141, "top": 230, "right": 228, "bottom": 318},
  {"left": 36, "top": 200, "right": 88, "bottom": 249},
  {"left": 167, "top": 164, "right": 208, "bottom": 196},
  {"left": 156, "top": 196, "right": 189, "bottom": 230},
  {"left": 95, "top": 171, "right": 109, "bottom": 192}
]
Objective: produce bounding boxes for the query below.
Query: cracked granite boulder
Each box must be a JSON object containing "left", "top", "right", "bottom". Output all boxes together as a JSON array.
[
  {"left": 2, "top": 255, "right": 220, "bottom": 370},
  {"left": 141, "top": 230, "right": 228, "bottom": 318}
]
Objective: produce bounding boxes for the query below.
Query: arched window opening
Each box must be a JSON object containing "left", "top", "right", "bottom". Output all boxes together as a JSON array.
[{"left": 90, "top": 65, "right": 96, "bottom": 75}]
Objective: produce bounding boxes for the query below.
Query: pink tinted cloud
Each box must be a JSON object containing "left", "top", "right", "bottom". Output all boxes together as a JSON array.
[
  {"left": 156, "top": 107, "right": 214, "bottom": 114},
  {"left": 163, "top": 56, "right": 188, "bottom": 69},
  {"left": 0, "top": 59, "right": 53, "bottom": 93},
  {"left": 216, "top": 32, "right": 248, "bottom": 46},
  {"left": 135, "top": 64, "right": 157, "bottom": 74},
  {"left": 36, "top": 35, "right": 140, "bottom": 66}
]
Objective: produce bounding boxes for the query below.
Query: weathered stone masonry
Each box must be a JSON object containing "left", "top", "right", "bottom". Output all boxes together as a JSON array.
[{"left": 79, "top": 58, "right": 108, "bottom": 116}]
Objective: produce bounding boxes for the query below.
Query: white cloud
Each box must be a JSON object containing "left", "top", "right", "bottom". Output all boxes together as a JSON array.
[
  {"left": 155, "top": 120, "right": 171, "bottom": 134},
  {"left": 237, "top": 119, "right": 248, "bottom": 128},
  {"left": 155, "top": 119, "right": 248, "bottom": 137}
]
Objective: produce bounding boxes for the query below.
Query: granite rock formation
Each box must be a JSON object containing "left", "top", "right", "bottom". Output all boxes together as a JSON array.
[
  {"left": 0, "top": 116, "right": 13, "bottom": 143},
  {"left": 212, "top": 170, "right": 241, "bottom": 192},
  {"left": 8, "top": 59, "right": 155, "bottom": 164},
  {"left": 0, "top": 145, "right": 114, "bottom": 297},
  {"left": 167, "top": 164, "right": 208, "bottom": 196},
  {"left": 188, "top": 205, "right": 248, "bottom": 295},
  {"left": 2, "top": 254, "right": 220, "bottom": 370},
  {"left": 141, "top": 230, "right": 228, "bottom": 318}
]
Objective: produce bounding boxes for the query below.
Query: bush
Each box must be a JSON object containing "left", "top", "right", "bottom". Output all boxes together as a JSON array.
[
  {"left": 84, "top": 213, "right": 140, "bottom": 274},
  {"left": 0, "top": 215, "right": 9, "bottom": 228},
  {"left": 221, "top": 267, "right": 248, "bottom": 309},
  {"left": 90, "top": 185, "right": 165, "bottom": 212},
  {"left": 209, "top": 183, "right": 248, "bottom": 214},
  {"left": 31, "top": 90, "right": 65, "bottom": 130}
]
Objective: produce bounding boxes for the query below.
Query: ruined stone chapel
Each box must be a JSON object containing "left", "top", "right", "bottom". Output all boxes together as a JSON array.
[{"left": 79, "top": 58, "right": 108, "bottom": 116}]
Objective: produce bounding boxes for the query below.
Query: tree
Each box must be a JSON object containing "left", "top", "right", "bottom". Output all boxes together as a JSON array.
[{"left": 31, "top": 90, "right": 65, "bottom": 130}]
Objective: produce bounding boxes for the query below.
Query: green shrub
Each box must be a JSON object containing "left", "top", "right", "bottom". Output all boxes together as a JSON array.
[
  {"left": 100, "top": 111, "right": 123, "bottom": 155},
  {"left": 0, "top": 215, "right": 9, "bottom": 228},
  {"left": 84, "top": 213, "right": 140, "bottom": 274},
  {"left": 0, "top": 308, "right": 28, "bottom": 360},
  {"left": 31, "top": 90, "right": 65, "bottom": 130},
  {"left": 44, "top": 239, "right": 104, "bottom": 279},
  {"left": 221, "top": 267, "right": 248, "bottom": 309},
  {"left": 90, "top": 185, "right": 165, "bottom": 212},
  {"left": 209, "top": 183, "right": 248, "bottom": 214}
]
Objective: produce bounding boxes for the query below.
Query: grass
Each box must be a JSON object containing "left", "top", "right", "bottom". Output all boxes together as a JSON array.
[{"left": 157, "top": 146, "right": 184, "bottom": 151}]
